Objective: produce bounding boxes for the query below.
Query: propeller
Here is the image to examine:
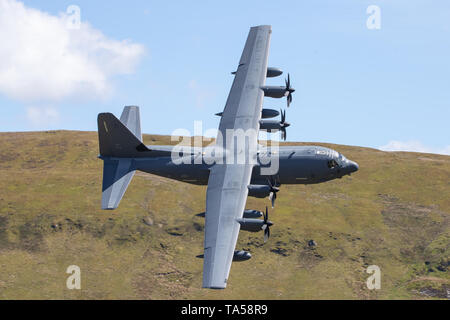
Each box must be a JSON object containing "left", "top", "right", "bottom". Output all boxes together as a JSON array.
[
  {"left": 261, "top": 206, "right": 273, "bottom": 243},
  {"left": 267, "top": 176, "right": 281, "bottom": 208},
  {"left": 280, "top": 109, "right": 290, "bottom": 141},
  {"left": 285, "top": 74, "right": 295, "bottom": 107}
]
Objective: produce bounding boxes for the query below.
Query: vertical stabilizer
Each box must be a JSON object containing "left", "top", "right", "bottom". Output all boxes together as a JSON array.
[
  {"left": 97, "top": 106, "right": 148, "bottom": 210},
  {"left": 120, "top": 106, "right": 142, "bottom": 141}
]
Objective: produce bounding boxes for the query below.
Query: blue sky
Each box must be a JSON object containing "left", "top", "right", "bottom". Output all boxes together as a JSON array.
[{"left": 0, "top": 0, "right": 449, "bottom": 154}]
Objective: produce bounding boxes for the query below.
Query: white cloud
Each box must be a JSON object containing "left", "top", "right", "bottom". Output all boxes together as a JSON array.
[
  {"left": 379, "top": 140, "right": 450, "bottom": 155},
  {"left": 0, "top": 0, "right": 145, "bottom": 102},
  {"left": 26, "top": 106, "right": 60, "bottom": 127}
]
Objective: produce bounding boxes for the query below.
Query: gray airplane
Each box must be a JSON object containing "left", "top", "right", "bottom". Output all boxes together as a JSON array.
[{"left": 97, "top": 25, "right": 359, "bottom": 289}]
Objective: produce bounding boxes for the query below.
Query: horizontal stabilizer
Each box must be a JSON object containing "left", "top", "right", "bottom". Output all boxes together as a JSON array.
[{"left": 102, "top": 159, "right": 135, "bottom": 210}]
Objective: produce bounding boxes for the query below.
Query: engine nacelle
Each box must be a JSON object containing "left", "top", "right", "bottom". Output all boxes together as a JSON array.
[
  {"left": 261, "top": 108, "right": 280, "bottom": 119},
  {"left": 247, "top": 184, "right": 271, "bottom": 198},
  {"left": 233, "top": 250, "right": 252, "bottom": 261},
  {"left": 261, "top": 86, "right": 287, "bottom": 98},
  {"left": 243, "top": 209, "right": 263, "bottom": 219},
  {"left": 198, "top": 210, "right": 263, "bottom": 218},
  {"left": 237, "top": 218, "right": 265, "bottom": 232},
  {"left": 267, "top": 67, "right": 283, "bottom": 78},
  {"left": 198, "top": 250, "right": 252, "bottom": 261},
  {"left": 219, "top": 108, "right": 280, "bottom": 119},
  {"left": 259, "top": 119, "right": 283, "bottom": 132}
]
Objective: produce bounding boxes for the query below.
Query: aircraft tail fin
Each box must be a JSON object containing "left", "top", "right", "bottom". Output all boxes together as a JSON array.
[
  {"left": 101, "top": 158, "right": 135, "bottom": 210},
  {"left": 97, "top": 106, "right": 149, "bottom": 158},
  {"left": 98, "top": 106, "right": 145, "bottom": 210},
  {"left": 119, "top": 106, "right": 142, "bottom": 141}
]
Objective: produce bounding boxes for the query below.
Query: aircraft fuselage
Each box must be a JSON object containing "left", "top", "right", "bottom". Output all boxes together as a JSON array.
[{"left": 133, "top": 145, "right": 359, "bottom": 186}]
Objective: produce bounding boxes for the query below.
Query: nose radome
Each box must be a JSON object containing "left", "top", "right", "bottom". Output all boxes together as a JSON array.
[{"left": 349, "top": 161, "right": 359, "bottom": 173}]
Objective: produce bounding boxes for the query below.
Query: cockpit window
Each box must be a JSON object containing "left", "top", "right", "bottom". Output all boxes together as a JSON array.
[
  {"left": 339, "top": 154, "right": 349, "bottom": 163},
  {"left": 327, "top": 160, "right": 338, "bottom": 169}
]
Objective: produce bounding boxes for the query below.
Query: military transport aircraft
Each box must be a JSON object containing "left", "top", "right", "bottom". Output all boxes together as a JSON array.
[{"left": 97, "top": 25, "right": 359, "bottom": 289}]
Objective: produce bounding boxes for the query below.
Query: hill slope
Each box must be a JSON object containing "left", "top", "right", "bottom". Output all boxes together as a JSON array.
[{"left": 0, "top": 131, "right": 448, "bottom": 299}]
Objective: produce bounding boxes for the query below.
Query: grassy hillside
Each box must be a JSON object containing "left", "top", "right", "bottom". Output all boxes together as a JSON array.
[{"left": 0, "top": 131, "right": 448, "bottom": 300}]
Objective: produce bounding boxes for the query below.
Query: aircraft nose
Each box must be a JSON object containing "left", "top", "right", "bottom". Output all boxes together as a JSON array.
[{"left": 348, "top": 160, "right": 359, "bottom": 173}]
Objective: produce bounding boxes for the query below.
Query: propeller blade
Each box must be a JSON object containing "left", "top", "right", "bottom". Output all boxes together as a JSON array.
[
  {"left": 267, "top": 178, "right": 279, "bottom": 207},
  {"left": 264, "top": 226, "right": 270, "bottom": 243},
  {"left": 267, "top": 177, "right": 273, "bottom": 188},
  {"left": 263, "top": 206, "right": 272, "bottom": 243},
  {"left": 281, "top": 128, "right": 287, "bottom": 141},
  {"left": 271, "top": 191, "right": 276, "bottom": 208},
  {"left": 285, "top": 74, "right": 293, "bottom": 107},
  {"left": 288, "top": 93, "right": 293, "bottom": 107}
]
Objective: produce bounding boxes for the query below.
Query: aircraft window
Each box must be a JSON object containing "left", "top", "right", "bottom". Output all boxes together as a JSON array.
[
  {"left": 327, "top": 160, "right": 338, "bottom": 169},
  {"left": 341, "top": 155, "right": 350, "bottom": 164}
]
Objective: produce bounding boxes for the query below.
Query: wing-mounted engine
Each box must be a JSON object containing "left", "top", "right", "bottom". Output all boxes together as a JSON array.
[
  {"left": 237, "top": 218, "right": 267, "bottom": 232},
  {"left": 233, "top": 250, "right": 252, "bottom": 261},
  {"left": 261, "top": 73, "right": 295, "bottom": 107},
  {"left": 259, "top": 109, "right": 290, "bottom": 140},
  {"left": 243, "top": 209, "right": 263, "bottom": 218},
  {"left": 199, "top": 251, "right": 252, "bottom": 262},
  {"left": 247, "top": 177, "right": 281, "bottom": 208},
  {"left": 197, "top": 209, "right": 263, "bottom": 219},
  {"left": 266, "top": 67, "right": 283, "bottom": 78},
  {"left": 247, "top": 184, "right": 272, "bottom": 198},
  {"left": 261, "top": 108, "right": 280, "bottom": 119},
  {"left": 217, "top": 108, "right": 280, "bottom": 119},
  {"left": 237, "top": 207, "right": 273, "bottom": 242}
]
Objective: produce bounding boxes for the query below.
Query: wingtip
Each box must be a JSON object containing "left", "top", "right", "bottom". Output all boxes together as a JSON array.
[
  {"left": 101, "top": 206, "right": 117, "bottom": 211},
  {"left": 251, "top": 25, "right": 272, "bottom": 31},
  {"left": 202, "top": 285, "right": 227, "bottom": 290}
]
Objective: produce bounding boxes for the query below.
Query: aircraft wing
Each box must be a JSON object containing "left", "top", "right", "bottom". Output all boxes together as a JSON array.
[{"left": 202, "top": 25, "right": 272, "bottom": 289}]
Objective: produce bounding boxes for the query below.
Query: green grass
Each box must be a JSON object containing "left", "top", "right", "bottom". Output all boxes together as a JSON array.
[{"left": 0, "top": 131, "right": 448, "bottom": 299}]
